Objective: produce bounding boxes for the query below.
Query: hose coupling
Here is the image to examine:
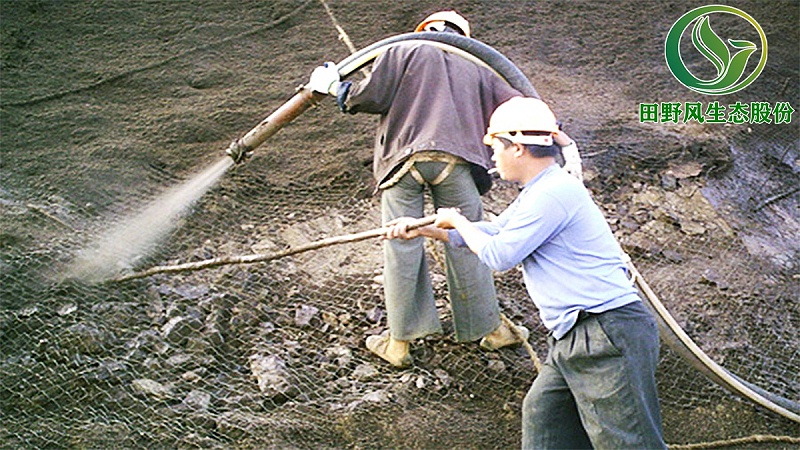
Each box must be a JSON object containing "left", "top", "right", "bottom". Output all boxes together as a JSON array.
[{"left": 226, "top": 140, "right": 253, "bottom": 164}]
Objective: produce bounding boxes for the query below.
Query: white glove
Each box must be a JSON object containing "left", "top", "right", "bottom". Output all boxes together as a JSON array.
[
  {"left": 561, "top": 141, "right": 583, "bottom": 182},
  {"left": 307, "top": 62, "right": 340, "bottom": 95}
]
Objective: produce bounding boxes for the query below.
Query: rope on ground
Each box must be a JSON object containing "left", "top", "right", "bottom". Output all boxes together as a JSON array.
[
  {"left": 1, "top": 0, "right": 316, "bottom": 108},
  {"left": 110, "top": 215, "right": 436, "bottom": 283},
  {"left": 500, "top": 313, "right": 542, "bottom": 372},
  {"left": 753, "top": 185, "right": 800, "bottom": 212},
  {"left": 317, "top": 0, "right": 370, "bottom": 77},
  {"left": 668, "top": 434, "right": 800, "bottom": 449},
  {"left": 25, "top": 203, "right": 75, "bottom": 231}
]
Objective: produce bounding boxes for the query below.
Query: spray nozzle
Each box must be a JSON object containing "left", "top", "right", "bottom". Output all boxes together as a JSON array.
[{"left": 226, "top": 140, "right": 253, "bottom": 164}]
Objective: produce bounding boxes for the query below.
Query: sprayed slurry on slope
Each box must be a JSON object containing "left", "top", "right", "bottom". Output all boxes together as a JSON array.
[{"left": 64, "top": 157, "right": 234, "bottom": 283}]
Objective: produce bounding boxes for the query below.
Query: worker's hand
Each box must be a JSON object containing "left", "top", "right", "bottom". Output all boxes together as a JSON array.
[
  {"left": 561, "top": 141, "right": 583, "bottom": 182},
  {"left": 307, "top": 62, "right": 340, "bottom": 95},
  {"left": 384, "top": 217, "right": 424, "bottom": 240},
  {"left": 434, "top": 208, "right": 463, "bottom": 230}
]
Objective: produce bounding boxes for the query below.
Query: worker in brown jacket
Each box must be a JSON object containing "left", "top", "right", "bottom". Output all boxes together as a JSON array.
[{"left": 307, "top": 11, "right": 532, "bottom": 367}]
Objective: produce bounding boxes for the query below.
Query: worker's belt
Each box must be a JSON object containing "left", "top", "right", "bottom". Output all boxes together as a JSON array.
[
  {"left": 576, "top": 310, "right": 597, "bottom": 324},
  {"left": 379, "top": 151, "right": 467, "bottom": 190},
  {"left": 560, "top": 309, "right": 599, "bottom": 337}
]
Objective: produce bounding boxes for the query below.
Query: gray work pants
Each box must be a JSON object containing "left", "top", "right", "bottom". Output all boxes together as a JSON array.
[
  {"left": 381, "top": 161, "right": 500, "bottom": 342},
  {"left": 522, "top": 301, "right": 666, "bottom": 450}
]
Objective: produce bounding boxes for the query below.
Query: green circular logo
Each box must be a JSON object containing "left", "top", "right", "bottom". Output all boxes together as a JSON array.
[{"left": 665, "top": 5, "right": 768, "bottom": 95}]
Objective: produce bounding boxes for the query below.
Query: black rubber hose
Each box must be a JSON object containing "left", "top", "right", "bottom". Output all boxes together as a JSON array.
[{"left": 334, "top": 32, "right": 539, "bottom": 98}]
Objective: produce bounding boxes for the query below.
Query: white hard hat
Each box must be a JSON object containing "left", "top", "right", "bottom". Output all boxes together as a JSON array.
[
  {"left": 415, "top": 11, "right": 471, "bottom": 38},
  {"left": 484, "top": 97, "right": 559, "bottom": 146}
]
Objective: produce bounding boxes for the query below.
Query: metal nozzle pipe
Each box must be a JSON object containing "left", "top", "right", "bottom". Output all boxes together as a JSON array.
[{"left": 227, "top": 87, "right": 326, "bottom": 163}]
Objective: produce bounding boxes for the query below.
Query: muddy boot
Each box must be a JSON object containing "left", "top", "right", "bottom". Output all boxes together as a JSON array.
[
  {"left": 480, "top": 321, "right": 529, "bottom": 351},
  {"left": 365, "top": 331, "right": 412, "bottom": 368}
]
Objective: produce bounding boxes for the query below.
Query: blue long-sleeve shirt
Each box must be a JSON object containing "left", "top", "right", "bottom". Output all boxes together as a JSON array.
[{"left": 448, "top": 164, "right": 640, "bottom": 339}]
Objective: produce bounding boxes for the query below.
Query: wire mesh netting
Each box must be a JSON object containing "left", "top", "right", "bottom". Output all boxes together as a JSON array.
[{"left": 1, "top": 1, "right": 799, "bottom": 449}]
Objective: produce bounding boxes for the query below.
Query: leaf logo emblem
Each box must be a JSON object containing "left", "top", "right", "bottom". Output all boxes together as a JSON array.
[{"left": 665, "top": 5, "right": 767, "bottom": 95}]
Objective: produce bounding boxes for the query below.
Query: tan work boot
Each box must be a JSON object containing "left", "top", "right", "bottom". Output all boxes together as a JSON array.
[
  {"left": 480, "top": 321, "right": 529, "bottom": 351},
  {"left": 366, "top": 331, "right": 413, "bottom": 368}
]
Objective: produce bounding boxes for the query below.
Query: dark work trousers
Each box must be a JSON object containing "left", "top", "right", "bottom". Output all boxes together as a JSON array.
[{"left": 522, "top": 301, "right": 666, "bottom": 450}]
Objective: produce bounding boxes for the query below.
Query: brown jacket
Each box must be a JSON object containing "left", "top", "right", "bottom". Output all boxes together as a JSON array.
[{"left": 339, "top": 42, "right": 524, "bottom": 186}]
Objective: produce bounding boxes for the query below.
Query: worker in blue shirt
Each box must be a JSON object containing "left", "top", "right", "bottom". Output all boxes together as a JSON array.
[{"left": 386, "top": 97, "right": 666, "bottom": 449}]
